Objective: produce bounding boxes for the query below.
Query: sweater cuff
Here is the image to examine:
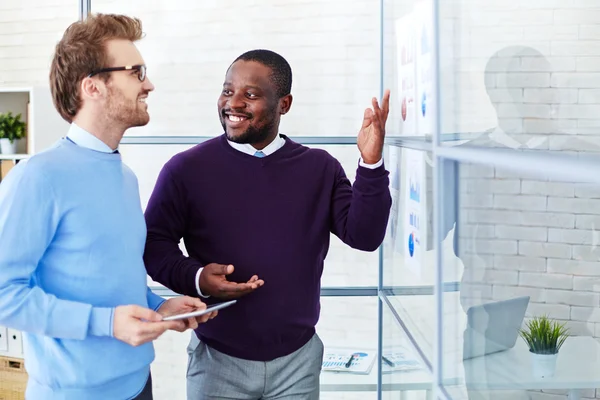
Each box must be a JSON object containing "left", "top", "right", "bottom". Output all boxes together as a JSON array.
[
  {"left": 88, "top": 307, "right": 115, "bottom": 338},
  {"left": 147, "top": 288, "right": 166, "bottom": 311},
  {"left": 356, "top": 160, "right": 388, "bottom": 178}
]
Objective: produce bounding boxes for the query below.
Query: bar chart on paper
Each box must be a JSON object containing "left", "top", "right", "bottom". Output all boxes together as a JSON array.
[{"left": 322, "top": 348, "right": 376, "bottom": 375}]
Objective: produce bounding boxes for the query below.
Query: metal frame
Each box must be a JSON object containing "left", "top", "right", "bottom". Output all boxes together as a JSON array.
[{"left": 79, "top": 0, "right": 91, "bottom": 21}]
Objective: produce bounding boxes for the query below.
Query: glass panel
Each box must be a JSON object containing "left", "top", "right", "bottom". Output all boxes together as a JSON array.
[
  {"left": 381, "top": 299, "right": 433, "bottom": 400},
  {"left": 441, "top": 161, "right": 600, "bottom": 400},
  {"left": 91, "top": 0, "right": 379, "bottom": 137},
  {"left": 382, "top": 146, "right": 443, "bottom": 364},
  {"left": 383, "top": 0, "right": 436, "bottom": 141},
  {"left": 439, "top": 1, "right": 600, "bottom": 151},
  {"left": 120, "top": 144, "right": 379, "bottom": 288},
  {"left": 0, "top": 1, "right": 78, "bottom": 86},
  {"left": 318, "top": 296, "right": 378, "bottom": 399},
  {"left": 151, "top": 296, "right": 378, "bottom": 399}
]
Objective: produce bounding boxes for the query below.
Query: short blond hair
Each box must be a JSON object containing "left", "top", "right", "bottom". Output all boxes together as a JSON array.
[{"left": 49, "top": 13, "right": 143, "bottom": 122}]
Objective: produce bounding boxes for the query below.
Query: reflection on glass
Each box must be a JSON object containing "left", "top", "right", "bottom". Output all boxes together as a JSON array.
[
  {"left": 439, "top": 2, "right": 600, "bottom": 152},
  {"left": 382, "top": 148, "right": 437, "bottom": 289},
  {"left": 317, "top": 296, "right": 378, "bottom": 400},
  {"left": 381, "top": 302, "right": 433, "bottom": 400},
  {"left": 442, "top": 162, "right": 600, "bottom": 400},
  {"left": 382, "top": 147, "right": 457, "bottom": 366},
  {"left": 383, "top": 0, "right": 435, "bottom": 140}
]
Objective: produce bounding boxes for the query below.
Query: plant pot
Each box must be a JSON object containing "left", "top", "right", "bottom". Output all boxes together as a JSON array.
[
  {"left": 531, "top": 352, "right": 557, "bottom": 378},
  {"left": 0, "top": 139, "right": 18, "bottom": 154}
]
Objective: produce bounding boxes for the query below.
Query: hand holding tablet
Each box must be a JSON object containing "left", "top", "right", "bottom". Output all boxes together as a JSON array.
[{"left": 162, "top": 299, "right": 237, "bottom": 321}]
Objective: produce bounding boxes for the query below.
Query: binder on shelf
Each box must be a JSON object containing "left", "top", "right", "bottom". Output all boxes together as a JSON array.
[{"left": 0, "top": 160, "right": 16, "bottom": 181}]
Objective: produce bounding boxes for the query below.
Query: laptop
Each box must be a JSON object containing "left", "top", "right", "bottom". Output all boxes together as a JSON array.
[{"left": 462, "top": 296, "right": 530, "bottom": 360}]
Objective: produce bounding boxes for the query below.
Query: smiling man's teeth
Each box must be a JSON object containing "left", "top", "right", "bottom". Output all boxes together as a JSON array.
[
  {"left": 228, "top": 115, "right": 245, "bottom": 122},
  {"left": 138, "top": 98, "right": 146, "bottom": 103}
]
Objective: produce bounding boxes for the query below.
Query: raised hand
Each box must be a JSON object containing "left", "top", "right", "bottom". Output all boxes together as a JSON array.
[{"left": 357, "top": 89, "right": 391, "bottom": 165}]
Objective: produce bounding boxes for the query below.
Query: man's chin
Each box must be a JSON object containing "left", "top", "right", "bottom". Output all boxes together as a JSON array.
[
  {"left": 130, "top": 112, "right": 150, "bottom": 128},
  {"left": 225, "top": 130, "right": 251, "bottom": 144}
]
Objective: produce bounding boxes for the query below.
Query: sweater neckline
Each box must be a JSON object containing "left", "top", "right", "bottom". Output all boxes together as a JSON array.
[
  {"left": 219, "top": 133, "right": 294, "bottom": 163},
  {"left": 60, "top": 137, "right": 122, "bottom": 161}
]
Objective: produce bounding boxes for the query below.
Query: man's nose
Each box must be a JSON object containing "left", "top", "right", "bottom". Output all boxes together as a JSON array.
[
  {"left": 143, "top": 77, "right": 155, "bottom": 92},
  {"left": 227, "top": 93, "right": 246, "bottom": 109}
]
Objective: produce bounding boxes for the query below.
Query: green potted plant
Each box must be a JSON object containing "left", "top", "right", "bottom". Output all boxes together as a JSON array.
[
  {"left": 519, "top": 315, "right": 569, "bottom": 378},
  {"left": 0, "top": 112, "right": 26, "bottom": 155}
]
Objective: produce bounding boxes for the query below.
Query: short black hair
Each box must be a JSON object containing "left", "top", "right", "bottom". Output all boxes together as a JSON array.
[{"left": 233, "top": 49, "right": 292, "bottom": 98}]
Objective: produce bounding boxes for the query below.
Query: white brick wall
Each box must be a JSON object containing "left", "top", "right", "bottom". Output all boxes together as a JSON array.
[{"left": 0, "top": 1, "right": 77, "bottom": 86}]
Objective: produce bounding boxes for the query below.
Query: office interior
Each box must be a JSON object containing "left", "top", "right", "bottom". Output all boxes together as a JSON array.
[{"left": 1, "top": 0, "right": 600, "bottom": 399}]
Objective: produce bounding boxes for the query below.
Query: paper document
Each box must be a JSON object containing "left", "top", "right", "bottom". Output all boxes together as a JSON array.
[{"left": 321, "top": 348, "right": 376, "bottom": 375}]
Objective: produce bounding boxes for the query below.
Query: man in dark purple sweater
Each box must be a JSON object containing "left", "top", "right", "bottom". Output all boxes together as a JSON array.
[{"left": 144, "top": 49, "right": 392, "bottom": 399}]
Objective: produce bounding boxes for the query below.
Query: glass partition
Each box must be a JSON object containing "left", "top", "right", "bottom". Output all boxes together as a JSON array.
[{"left": 441, "top": 160, "right": 600, "bottom": 400}]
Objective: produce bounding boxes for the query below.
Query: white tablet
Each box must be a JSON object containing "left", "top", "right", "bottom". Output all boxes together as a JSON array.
[{"left": 162, "top": 300, "right": 237, "bottom": 321}]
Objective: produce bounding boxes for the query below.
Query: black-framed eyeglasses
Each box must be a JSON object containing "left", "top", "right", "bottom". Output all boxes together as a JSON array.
[{"left": 88, "top": 64, "right": 146, "bottom": 82}]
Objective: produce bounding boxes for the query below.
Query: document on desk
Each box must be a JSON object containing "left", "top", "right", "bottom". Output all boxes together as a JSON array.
[
  {"left": 322, "top": 348, "right": 376, "bottom": 375},
  {"left": 381, "top": 346, "right": 423, "bottom": 374}
]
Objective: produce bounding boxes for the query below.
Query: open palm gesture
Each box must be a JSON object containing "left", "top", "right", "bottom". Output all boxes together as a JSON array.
[{"left": 357, "top": 89, "right": 391, "bottom": 165}]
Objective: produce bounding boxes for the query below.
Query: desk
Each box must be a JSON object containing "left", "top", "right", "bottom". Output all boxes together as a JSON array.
[
  {"left": 320, "top": 336, "right": 600, "bottom": 400},
  {"left": 320, "top": 361, "right": 432, "bottom": 393},
  {"left": 461, "top": 336, "right": 600, "bottom": 400}
]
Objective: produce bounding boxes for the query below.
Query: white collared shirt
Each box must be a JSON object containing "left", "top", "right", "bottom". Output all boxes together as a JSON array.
[
  {"left": 226, "top": 134, "right": 286, "bottom": 156},
  {"left": 225, "top": 134, "right": 383, "bottom": 169},
  {"left": 66, "top": 123, "right": 117, "bottom": 153}
]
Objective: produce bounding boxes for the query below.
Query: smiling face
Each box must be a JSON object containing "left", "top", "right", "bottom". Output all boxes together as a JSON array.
[
  {"left": 217, "top": 60, "right": 292, "bottom": 149},
  {"left": 102, "top": 39, "right": 155, "bottom": 129}
]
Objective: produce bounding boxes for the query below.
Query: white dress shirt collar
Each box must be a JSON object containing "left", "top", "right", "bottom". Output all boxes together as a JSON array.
[
  {"left": 226, "top": 134, "right": 285, "bottom": 156},
  {"left": 225, "top": 132, "right": 383, "bottom": 169},
  {"left": 67, "top": 123, "right": 116, "bottom": 153}
]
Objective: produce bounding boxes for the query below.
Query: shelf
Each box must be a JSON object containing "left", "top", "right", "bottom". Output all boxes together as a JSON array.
[{"left": 0, "top": 154, "right": 28, "bottom": 160}]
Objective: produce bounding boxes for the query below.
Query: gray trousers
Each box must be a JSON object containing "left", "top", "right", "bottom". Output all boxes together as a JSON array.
[{"left": 186, "top": 333, "right": 324, "bottom": 400}]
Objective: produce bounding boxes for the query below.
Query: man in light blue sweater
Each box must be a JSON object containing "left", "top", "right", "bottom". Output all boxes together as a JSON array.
[{"left": 0, "top": 14, "right": 213, "bottom": 400}]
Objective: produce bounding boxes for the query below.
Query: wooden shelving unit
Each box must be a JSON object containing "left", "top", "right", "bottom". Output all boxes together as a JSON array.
[{"left": 0, "top": 86, "right": 68, "bottom": 181}]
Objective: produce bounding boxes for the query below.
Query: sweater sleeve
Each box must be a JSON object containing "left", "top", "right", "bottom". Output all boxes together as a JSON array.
[
  {"left": 146, "top": 287, "right": 166, "bottom": 312},
  {"left": 329, "top": 160, "right": 393, "bottom": 251},
  {"left": 144, "top": 163, "right": 203, "bottom": 297},
  {"left": 0, "top": 163, "right": 114, "bottom": 340}
]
